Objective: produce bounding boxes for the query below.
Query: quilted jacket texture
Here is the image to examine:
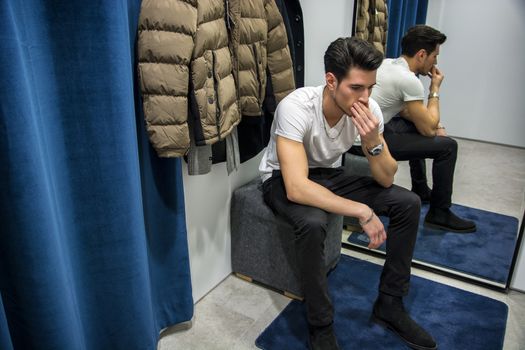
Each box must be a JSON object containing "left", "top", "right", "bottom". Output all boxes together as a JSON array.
[
  {"left": 138, "top": 0, "right": 294, "bottom": 157},
  {"left": 355, "top": 0, "right": 388, "bottom": 54}
]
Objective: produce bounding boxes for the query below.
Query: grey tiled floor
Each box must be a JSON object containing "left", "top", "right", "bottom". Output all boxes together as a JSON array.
[{"left": 158, "top": 138, "right": 525, "bottom": 350}]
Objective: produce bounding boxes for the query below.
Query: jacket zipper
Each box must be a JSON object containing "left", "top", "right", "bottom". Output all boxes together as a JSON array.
[
  {"left": 224, "top": 0, "right": 239, "bottom": 102},
  {"left": 225, "top": 0, "right": 233, "bottom": 30},
  {"left": 252, "top": 43, "right": 263, "bottom": 114},
  {"left": 212, "top": 51, "right": 222, "bottom": 141}
]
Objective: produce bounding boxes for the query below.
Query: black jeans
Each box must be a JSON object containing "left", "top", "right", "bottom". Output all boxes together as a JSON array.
[
  {"left": 381, "top": 116, "right": 457, "bottom": 209},
  {"left": 262, "top": 168, "right": 420, "bottom": 327}
]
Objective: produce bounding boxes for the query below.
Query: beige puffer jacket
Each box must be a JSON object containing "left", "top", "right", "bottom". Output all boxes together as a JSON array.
[
  {"left": 355, "top": 0, "right": 388, "bottom": 54},
  {"left": 228, "top": 0, "right": 295, "bottom": 116},
  {"left": 138, "top": 0, "right": 240, "bottom": 157}
]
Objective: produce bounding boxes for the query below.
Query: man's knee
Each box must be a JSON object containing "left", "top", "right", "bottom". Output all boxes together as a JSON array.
[
  {"left": 438, "top": 136, "right": 458, "bottom": 155},
  {"left": 391, "top": 187, "right": 421, "bottom": 218},
  {"left": 294, "top": 211, "right": 328, "bottom": 241},
  {"left": 406, "top": 190, "right": 421, "bottom": 214}
]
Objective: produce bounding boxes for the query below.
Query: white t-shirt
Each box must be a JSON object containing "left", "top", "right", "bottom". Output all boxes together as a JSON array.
[
  {"left": 371, "top": 57, "right": 425, "bottom": 124},
  {"left": 259, "top": 85, "right": 384, "bottom": 182}
]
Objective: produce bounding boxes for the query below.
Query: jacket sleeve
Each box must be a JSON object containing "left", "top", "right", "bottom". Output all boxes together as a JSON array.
[
  {"left": 137, "top": 0, "right": 197, "bottom": 157},
  {"left": 264, "top": 0, "right": 295, "bottom": 104}
]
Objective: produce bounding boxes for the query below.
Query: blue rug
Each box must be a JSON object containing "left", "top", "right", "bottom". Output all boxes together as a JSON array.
[
  {"left": 255, "top": 255, "right": 508, "bottom": 350},
  {"left": 347, "top": 204, "right": 519, "bottom": 284}
]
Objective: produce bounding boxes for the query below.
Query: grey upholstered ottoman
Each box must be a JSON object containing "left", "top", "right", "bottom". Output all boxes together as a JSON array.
[{"left": 231, "top": 179, "right": 343, "bottom": 299}]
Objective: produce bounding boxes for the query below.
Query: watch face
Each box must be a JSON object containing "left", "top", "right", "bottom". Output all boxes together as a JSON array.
[{"left": 368, "top": 143, "right": 383, "bottom": 156}]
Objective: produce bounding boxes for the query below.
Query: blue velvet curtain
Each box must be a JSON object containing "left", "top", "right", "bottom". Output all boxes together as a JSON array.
[
  {"left": 386, "top": 0, "right": 429, "bottom": 58},
  {"left": 0, "top": 1, "right": 193, "bottom": 349}
]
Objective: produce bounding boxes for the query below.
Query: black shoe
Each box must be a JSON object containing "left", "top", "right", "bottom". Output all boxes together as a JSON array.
[
  {"left": 308, "top": 323, "right": 340, "bottom": 350},
  {"left": 424, "top": 207, "right": 476, "bottom": 233},
  {"left": 411, "top": 185, "right": 431, "bottom": 204},
  {"left": 372, "top": 293, "right": 437, "bottom": 350}
]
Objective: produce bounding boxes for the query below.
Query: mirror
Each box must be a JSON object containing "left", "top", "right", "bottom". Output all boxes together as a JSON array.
[{"left": 341, "top": 0, "right": 525, "bottom": 290}]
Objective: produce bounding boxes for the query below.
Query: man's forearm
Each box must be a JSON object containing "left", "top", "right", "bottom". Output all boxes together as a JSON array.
[
  {"left": 426, "top": 83, "right": 441, "bottom": 129},
  {"left": 426, "top": 93, "right": 440, "bottom": 130},
  {"left": 285, "top": 178, "right": 371, "bottom": 221},
  {"left": 361, "top": 135, "right": 397, "bottom": 187},
  {"left": 408, "top": 66, "right": 445, "bottom": 136},
  {"left": 408, "top": 94, "right": 440, "bottom": 136},
  {"left": 364, "top": 149, "right": 397, "bottom": 187}
]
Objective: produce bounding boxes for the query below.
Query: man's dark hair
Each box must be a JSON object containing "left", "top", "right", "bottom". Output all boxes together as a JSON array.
[
  {"left": 401, "top": 25, "right": 447, "bottom": 57},
  {"left": 324, "top": 37, "right": 383, "bottom": 81}
]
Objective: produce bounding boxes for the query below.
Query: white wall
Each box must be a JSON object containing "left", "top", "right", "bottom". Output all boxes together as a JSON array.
[
  {"left": 425, "top": 0, "right": 525, "bottom": 147},
  {"left": 302, "top": 0, "right": 355, "bottom": 86},
  {"left": 182, "top": 154, "right": 262, "bottom": 302}
]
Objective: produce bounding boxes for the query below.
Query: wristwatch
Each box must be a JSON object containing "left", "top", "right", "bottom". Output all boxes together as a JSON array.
[
  {"left": 428, "top": 91, "right": 439, "bottom": 99},
  {"left": 366, "top": 142, "right": 384, "bottom": 156}
]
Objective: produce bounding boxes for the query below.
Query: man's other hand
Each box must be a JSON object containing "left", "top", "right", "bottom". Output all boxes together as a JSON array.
[
  {"left": 350, "top": 101, "right": 381, "bottom": 147},
  {"left": 436, "top": 127, "right": 447, "bottom": 136},
  {"left": 362, "top": 213, "right": 387, "bottom": 249},
  {"left": 428, "top": 65, "right": 444, "bottom": 89}
]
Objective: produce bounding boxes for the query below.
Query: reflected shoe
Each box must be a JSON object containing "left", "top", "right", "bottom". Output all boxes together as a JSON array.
[
  {"left": 308, "top": 323, "right": 340, "bottom": 350},
  {"left": 372, "top": 293, "right": 437, "bottom": 350},
  {"left": 411, "top": 185, "right": 431, "bottom": 204},
  {"left": 424, "top": 207, "right": 476, "bottom": 233}
]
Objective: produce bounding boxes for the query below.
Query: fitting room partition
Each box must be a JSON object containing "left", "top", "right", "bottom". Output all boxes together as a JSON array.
[{"left": 0, "top": 1, "right": 193, "bottom": 349}]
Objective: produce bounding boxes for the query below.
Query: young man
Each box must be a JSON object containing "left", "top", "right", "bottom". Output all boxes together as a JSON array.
[
  {"left": 371, "top": 25, "right": 476, "bottom": 233},
  {"left": 259, "top": 37, "right": 436, "bottom": 350}
]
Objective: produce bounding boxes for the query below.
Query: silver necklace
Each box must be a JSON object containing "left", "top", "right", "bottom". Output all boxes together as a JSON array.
[{"left": 322, "top": 116, "right": 346, "bottom": 141}]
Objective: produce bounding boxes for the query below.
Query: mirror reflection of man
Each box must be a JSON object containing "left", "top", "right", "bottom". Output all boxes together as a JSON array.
[
  {"left": 259, "top": 37, "right": 437, "bottom": 350},
  {"left": 370, "top": 25, "right": 476, "bottom": 233}
]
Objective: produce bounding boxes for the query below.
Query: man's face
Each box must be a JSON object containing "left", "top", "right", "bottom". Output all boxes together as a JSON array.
[
  {"left": 328, "top": 68, "right": 377, "bottom": 115},
  {"left": 420, "top": 44, "right": 440, "bottom": 75}
]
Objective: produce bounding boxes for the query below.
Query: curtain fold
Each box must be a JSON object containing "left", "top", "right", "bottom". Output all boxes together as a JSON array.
[
  {"left": 0, "top": 1, "right": 193, "bottom": 349},
  {"left": 386, "top": 0, "right": 429, "bottom": 58}
]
